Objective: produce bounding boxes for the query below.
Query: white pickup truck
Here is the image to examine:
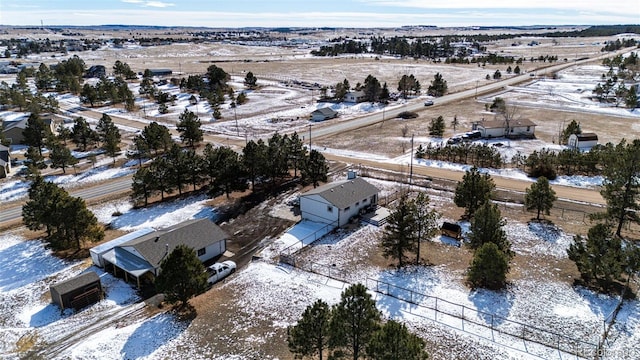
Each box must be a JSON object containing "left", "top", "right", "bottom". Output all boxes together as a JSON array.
[{"left": 207, "top": 260, "right": 236, "bottom": 285}]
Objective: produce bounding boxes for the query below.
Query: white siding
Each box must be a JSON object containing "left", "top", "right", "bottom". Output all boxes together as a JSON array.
[
  {"left": 198, "top": 239, "right": 226, "bottom": 263},
  {"left": 336, "top": 195, "right": 376, "bottom": 226},
  {"left": 300, "top": 194, "right": 339, "bottom": 225},
  {"left": 481, "top": 127, "right": 505, "bottom": 138}
]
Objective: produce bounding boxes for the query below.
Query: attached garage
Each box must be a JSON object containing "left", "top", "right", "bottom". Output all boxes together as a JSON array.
[{"left": 50, "top": 271, "right": 103, "bottom": 310}]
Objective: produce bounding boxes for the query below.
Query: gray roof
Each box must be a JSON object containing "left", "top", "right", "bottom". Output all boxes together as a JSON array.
[
  {"left": 312, "top": 107, "right": 337, "bottom": 116},
  {"left": 302, "top": 177, "right": 379, "bottom": 209},
  {"left": 2, "top": 119, "right": 27, "bottom": 132},
  {"left": 478, "top": 118, "right": 537, "bottom": 129},
  {"left": 121, "top": 218, "right": 227, "bottom": 268},
  {"left": 51, "top": 271, "right": 100, "bottom": 295}
]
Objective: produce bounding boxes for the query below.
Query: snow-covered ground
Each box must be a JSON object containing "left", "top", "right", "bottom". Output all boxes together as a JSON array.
[{"left": 1, "top": 177, "right": 638, "bottom": 359}]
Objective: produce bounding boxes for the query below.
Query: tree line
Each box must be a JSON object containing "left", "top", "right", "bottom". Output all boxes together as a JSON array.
[{"left": 129, "top": 115, "right": 328, "bottom": 206}]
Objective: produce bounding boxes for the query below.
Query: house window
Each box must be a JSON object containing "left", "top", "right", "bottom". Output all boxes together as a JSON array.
[
  {"left": 355, "top": 201, "right": 359, "bottom": 206},
  {"left": 510, "top": 128, "right": 514, "bottom": 133},
  {"left": 345, "top": 206, "right": 350, "bottom": 211},
  {"left": 197, "top": 248, "right": 206, "bottom": 256},
  {"left": 363, "top": 198, "right": 367, "bottom": 203},
  {"left": 526, "top": 126, "right": 531, "bottom": 131},
  {"left": 327, "top": 205, "right": 333, "bottom": 213}
]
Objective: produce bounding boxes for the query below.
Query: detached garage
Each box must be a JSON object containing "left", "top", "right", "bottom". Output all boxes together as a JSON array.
[
  {"left": 568, "top": 133, "right": 598, "bottom": 149},
  {"left": 50, "top": 271, "right": 103, "bottom": 310}
]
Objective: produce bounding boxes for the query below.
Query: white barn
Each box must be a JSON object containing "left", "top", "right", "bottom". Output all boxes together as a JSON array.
[
  {"left": 568, "top": 133, "right": 598, "bottom": 149},
  {"left": 299, "top": 176, "right": 379, "bottom": 227},
  {"left": 343, "top": 90, "right": 366, "bottom": 103}
]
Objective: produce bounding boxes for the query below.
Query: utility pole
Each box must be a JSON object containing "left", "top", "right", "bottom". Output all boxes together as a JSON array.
[
  {"left": 308, "top": 124, "right": 312, "bottom": 149},
  {"left": 234, "top": 106, "right": 239, "bottom": 137},
  {"left": 409, "top": 134, "right": 414, "bottom": 188}
]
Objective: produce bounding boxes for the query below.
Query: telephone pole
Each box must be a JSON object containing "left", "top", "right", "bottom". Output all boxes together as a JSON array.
[{"left": 409, "top": 134, "right": 414, "bottom": 188}]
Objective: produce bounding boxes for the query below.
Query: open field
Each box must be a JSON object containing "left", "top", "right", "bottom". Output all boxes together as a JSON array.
[{"left": 1, "top": 27, "right": 639, "bottom": 360}]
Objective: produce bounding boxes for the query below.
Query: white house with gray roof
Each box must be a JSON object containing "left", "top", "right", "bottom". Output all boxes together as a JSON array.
[
  {"left": 299, "top": 176, "right": 379, "bottom": 227},
  {"left": 92, "top": 218, "right": 227, "bottom": 288}
]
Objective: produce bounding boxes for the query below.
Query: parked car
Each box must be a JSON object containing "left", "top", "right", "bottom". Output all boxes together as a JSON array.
[
  {"left": 207, "top": 260, "right": 236, "bottom": 284},
  {"left": 467, "top": 130, "right": 482, "bottom": 139},
  {"left": 424, "top": 100, "right": 434, "bottom": 106}
]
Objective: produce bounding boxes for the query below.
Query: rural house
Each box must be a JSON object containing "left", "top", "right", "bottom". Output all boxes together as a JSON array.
[
  {"left": 90, "top": 218, "right": 228, "bottom": 288},
  {"left": 299, "top": 174, "right": 379, "bottom": 227},
  {"left": 85, "top": 65, "right": 106, "bottom": 78},
  {"left": 0, "top": 144, "right": 10, "bottom": 178},
  {"left": 568, "top": 133, "right": 598, "bottom": 149},
  {"left": 50, "top": 271, "right": 103, "bottom": 310},
  {"left": 343, "top": 90, "right": 367, "bottom": 103},
  {"left": 311, "top": 107, "right": 338, "bottom": 121},
  {"left": 473, "top": 118, "right": 537, "bottom": 139},
  {"left": 2, "top": 117, "right": 55, "bottom": 145}
]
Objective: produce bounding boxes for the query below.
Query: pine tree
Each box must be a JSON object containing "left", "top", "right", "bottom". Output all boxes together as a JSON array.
[
  {"left": 131, "top": 166, "right": 154, "bottom": 207},
  {"left": 467, "top": 242, "right": 510, "bottom": 290},
  {"left": 165, "top": 143, "right": 189, "bottom": 195},
  {"left": 288, "top": 299, "right": 331, "bottom": 360},
  {"left": 524, "top": 176, "right": 557, "bottom": 220},
  {"left": 155, "top": 244, "right": 208, "bottom": 308},
  {"left": 71, "top": 116, "right": 98, "bottom": 151},
  {"left": 363, "top": 75, "right": 382, "bottom": 102},
  {"left": 427, "top": 72, "right": 448, "bottom": 97},
  {"left": 301, "top": 150, "right": 328, "bottom": 188},
  {"left": 597, "top": 139, "right": 640, "bottom": 237},
  {"left": 560, "top": 120, "right": 582, "bottom": 144},
  {"left": 410, "top": 192, "right": 440, "bottom": 265},
  {"left": 366, "top": 320, "right": 429, "bottom": 360},
  {"left": 102, "top": 122, "right": 122, "bottom": 164},
  {"left": 428, "top": 115, "right": 445, "bottom": 137},
  {"left": 177, "top": 109, "right": 203, "bottom": 148},
  {"left": 141, "top": 121, "right": 173, "bottom": 155},
  {"left": 203, "top": 144, "right": 247, "bottom": 198},
  {"left": 244, "top": 71, "right": 258, "bottom": 89},
  {"left": 567, "top": 224, "right": 624, "bottom": 289},
  {"left": 49, "top": 141, "right": 78, "bottom": 174},
  {"left": 453, "top": 166, "right": 495, "bottom": 218},
  {"left": 56, "top": 196, "right": 104, "bottom": 250},
  {"left": 22, "top": 113, "right": 51, "bottom": 155},
  {"left": 329, "top": 284, "right": 381, "bottom": 360},
  {"left": 183, "top": 148, "right": 206, "bottom": 191},
  {"left": 381, "top": 195, "right": 417, "bottom": 268},
  {"left": 468, "top": 201, "right": 512, "bottom": 256},
  {"left": 242, "top": 139, "right": 268, "bottom": 190}
]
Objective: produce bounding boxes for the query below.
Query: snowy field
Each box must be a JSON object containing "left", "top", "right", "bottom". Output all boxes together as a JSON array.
[{"left": 1, "top": 174, "right": 639, "bottom": 359}]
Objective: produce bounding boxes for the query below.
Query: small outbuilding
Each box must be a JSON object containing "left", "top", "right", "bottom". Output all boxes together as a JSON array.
[
  {"left": 441, "top": 222, "right": 462, "bottom": 239},
  {"left": 568, "top": 133, "right": 598, "bottom": 149},
  {"left": 50, "top": 271, "right": 103, "bottom": 310},
  {"left": 311, "top": 107, "right": 338, "bottom": 122}
]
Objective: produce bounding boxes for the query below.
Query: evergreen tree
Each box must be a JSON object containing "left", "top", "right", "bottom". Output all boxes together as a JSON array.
[
  {"left": 625, "top": 86, "right": 638, "bottom": 109},
  {"left": 24, "top": 145, "right": 47, "bottom": 171},
  {"left": 428, "top": 115, "right": 445, "bottom": 137},
  {"left": 468, "top": 201, "right": 512, "bottom": 256},
  {"left": 381, "top": 195, "right": 417, "bottom": 268},
  {"left": 329, "top": 284, "right": 381, "bottom": 360},
  {"left": 244, "top": 71, "right": 258, "bottom": 89},
  {"left": 22, "top": 176, "right": 66, "bottom": 237},
  {"left": 467, "top": 242, "right": 510, "bottom": 290},
  {"left": 55, "top": 196, "right": 104, "bottom": 250},
  {"left": 183, "top": 148, "right": 206, "bottom": 191},
  {"left": 410, "top": 192, "right": 440, "bottom": 265},
  {"left": 22, "top": 113, "right": 51, "bottom": 155},
  {"left": 55, "top": 123, "right": 72, "bottom": 145},
  {"left": 567, "top": 224, "right": 624, "bottom": 289},
  {"left": 524, "top": 176, "right": 557, "bottom": 220},
  {"left": 148, "top": 156, "right": 175, "bottom": 200},
  {"left": 35, "top": 63, "right": 55, "bottom": 91},
  {"left": 453, "top": 166, "right": 495, "bottom": 218},
  {"left": 141, "top": 121, "right": 173, "bottom": 155},
  {"left": 49, "top": 141, "right": 78, "bottom": 174},
  {"left": 242, "top": 139, "right": 268, "bottom": 190},
  {"left": 287, "top": 132, "right": 307, "bottom": 178},
  {"left": 155, "top": 244, "right": 208, "bottom": 308},
  {"left": 131, "top": 166, "right": 154, "bottom": 207},
  {"left": 288, "top": 299, "right": 331, "bottom": 360},
  {"left": 301, "top": 149, "right": 329, "bottom": 188},
  {"left": 102, "top": 122, "right": 122, "bottom": 164},
  {"left": 427, "top": 72, "right": 448, "bottom": 97},
  {"left": 597, "top": 139, "right": 640, "bottom": 237},
  {"left": 560, "top": 120, "right": 582, "bottom": 144},
  {"left": 177, "top": 109, "right": 203, "bottom": 148},
  {"left": 363, "top": 75, "right": 382, "bottom": 102},
  {"left": 525, "top": 148, "right": 557, "bottom": 180},
  {"left": 71, "top": 116, "right": 98, "bottom": 151},
  {"left": 203, "top": 144, "right": 247, "bottom": 198},
  {"left": 366, "top": 320, "right": 429, "bottom": 360},
  {"left": 128, "top": 135, "right": 151, "bottom": 166}
]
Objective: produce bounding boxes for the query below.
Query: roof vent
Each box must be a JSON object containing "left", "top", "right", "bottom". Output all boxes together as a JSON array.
[{"left": 347, "top": 170, "right": 357, "bottom": 179}]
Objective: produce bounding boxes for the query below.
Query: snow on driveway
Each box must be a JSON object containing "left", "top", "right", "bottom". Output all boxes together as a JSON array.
[{"left": 258, "top": 219, "right": 334, "bottom": 260}]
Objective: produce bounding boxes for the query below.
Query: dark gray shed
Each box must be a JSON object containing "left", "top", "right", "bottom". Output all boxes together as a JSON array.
[{"left": 50, "top": 271, "right": 103, "bottom": 310}]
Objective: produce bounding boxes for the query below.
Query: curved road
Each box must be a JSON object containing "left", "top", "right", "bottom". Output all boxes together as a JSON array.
[{"left": 1, "top": 48, "right": 629, "bottom": 227}]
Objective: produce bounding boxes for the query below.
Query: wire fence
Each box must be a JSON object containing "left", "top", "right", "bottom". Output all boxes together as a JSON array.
[{"left": 279, "top": 220, "right": 338, "bottom": 258}]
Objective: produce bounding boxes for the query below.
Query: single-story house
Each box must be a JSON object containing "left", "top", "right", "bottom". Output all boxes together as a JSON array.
[
  {"left": 473, "top": 118, "right": 537, "bottom": 139},
  {"left": 0, "top": 144, "right": 10, "bottom": 178},
  {"left": 311, "top": 107, "right": 338, "bottom": 122},
  {"left": 568, "top": 133, "right": 598, "bottom": 149},
  {"left": 300, "top": 174, "right": 379, "bottom": 227},
  {"left": 2, "top": 117, "right": 54, "bottom": 145},
  {"left": 50, "top": 271, "right": 103, "bottom": 310},
  {"left": 92, "top": 218, "right": 228, "bottom": 287},
  {"left": 343, "top": 90, "right": 367, "bottom": 103}
]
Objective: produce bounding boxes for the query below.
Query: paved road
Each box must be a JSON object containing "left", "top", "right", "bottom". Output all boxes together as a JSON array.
[{"left": 1, "top": 48, "right": 628, "bottom": 227}]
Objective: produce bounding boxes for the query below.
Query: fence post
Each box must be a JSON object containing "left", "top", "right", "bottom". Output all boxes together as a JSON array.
[{"left": 491, "top": 315, "right": 495, "bottom": 341}]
